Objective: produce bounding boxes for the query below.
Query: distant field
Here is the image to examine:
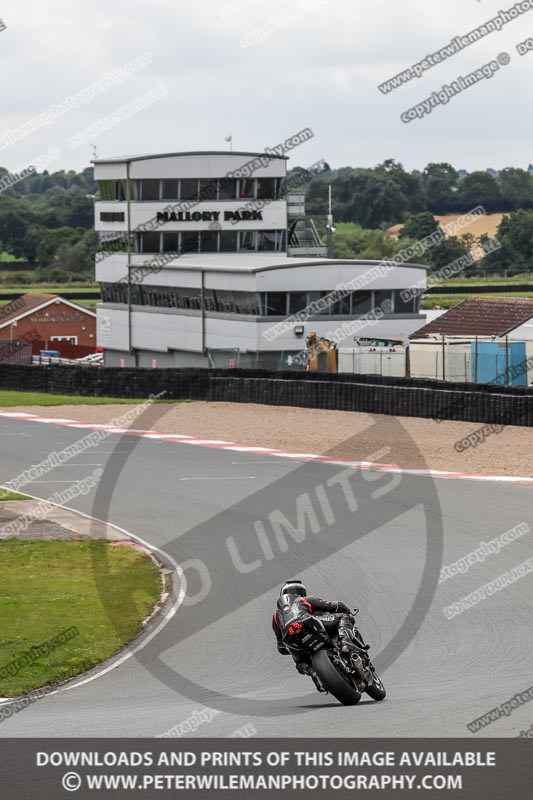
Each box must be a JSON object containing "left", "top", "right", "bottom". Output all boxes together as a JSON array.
[
  {"left": 421, "top": 290, "right": 533, "bottom": 309},
  {"left": 388, "top": 213, "right": 504, "bottom": 240}
]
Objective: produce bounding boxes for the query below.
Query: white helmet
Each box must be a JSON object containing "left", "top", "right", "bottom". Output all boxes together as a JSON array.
[{"left": 280, "top": 580, "right": 307, "bottom": 597}]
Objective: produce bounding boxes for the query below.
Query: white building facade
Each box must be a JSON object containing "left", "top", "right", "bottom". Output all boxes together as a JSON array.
[{"left": 93, "top": 151, "right": 428, "bottom": 368}]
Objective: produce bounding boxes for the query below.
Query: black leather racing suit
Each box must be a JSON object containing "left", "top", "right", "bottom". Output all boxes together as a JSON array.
[{"left": 272, "top": 596, "right": 367, "bottom": 674}]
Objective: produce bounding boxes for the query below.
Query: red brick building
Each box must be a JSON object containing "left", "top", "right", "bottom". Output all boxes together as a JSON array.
[{"left": 0, "top": 293, "right": 96, "bottom": 355}]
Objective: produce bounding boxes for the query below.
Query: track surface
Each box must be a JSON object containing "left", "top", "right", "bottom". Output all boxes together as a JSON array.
[{"left": 0, "top": 415, "right": 531, "bottom": 737}]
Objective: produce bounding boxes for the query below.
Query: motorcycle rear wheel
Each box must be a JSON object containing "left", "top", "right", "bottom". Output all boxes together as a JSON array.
[{"left": 311, "top": 649, "right": 361, "bottom": 706}]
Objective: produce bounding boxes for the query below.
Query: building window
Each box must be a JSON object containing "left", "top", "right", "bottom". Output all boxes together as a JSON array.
[
  {"left": 200, "top": 230, "right": 218, "bottom": 253},
  {"left": 233, "top": 293, "right": 261, "bottom": 314},
  {"left": 162, "top": 232, "right": 180, "bottom": 253},
  {"left": 220, "top": 231, "right": 237, "bottom": 252},
  {"left": 215, "top": 290, "right": 236, "bottom": 313},
  {"left": 161, "top": 180, "right": 179, "bottom": 200},
  {"left": 141, "top": 180, "right": 160, "bottom": 201},
  {"left": 374, "top": 290, "right": 394, "bottom": 313},
  {"left": 100, "top": 282, "right": 262, "bottom": 315},
  {"left": 328, "top": 290, "right": 351, "bottom": 315},
  {"left": 351, "top": 291, "right": 373, "bottom": 314},
  {"left": 239, "top": 178, "right": 256, "bottom": 198},
  {"left": 264, "top": 292, "right": 287, "bottom": 316},
  {"left": 51, "top": 335, "right": 78, "bottom": 345},
  {"left": 199, "top": 178, "right": 218, "bottom": 202},
  {"left": 180, "top": 179, "right": 199, "bottom": 201},
  {"left": 100, "top": 283, "right": 126, "bottom": 303},
  {"left": 99, "top": 235, "right": 130, "bottom": 254},
  {"left": 99, "top": 212, "right": 125, "bottom": 222},
  {"left": 129, "top": 229, "right": 287, "bottom": 255},
  {"left": 218, "top": 178, "right": 237, "bottom": 200},
  {"left": 257, "top": 178, "right": 279, "bottom": 200},
  {"left": 258, "top": 230, "right": 285, "bottom": 252},
  {"left": 141, "top": 232, "right": 161, "bottom": 252},
  {"left": 393, "top": 291, "right": 417, "bottom": 314},
  {"left": 288, "top": 292, "right": 308, "bottom": 314},
  {"left": 98, "top": 181, "right": 127, "bottom": 200},
  {"left": 181, "top": 231, "right": 199, "bottom": 254},
  {"left": 98, "top": 181, "right": 115, "bottom": 201},
  {"left": 204, "top": 289, "right": 217, "bottom": 312},
  {"left": 238, "top": 231, "right": 256, "bottom": 251}
]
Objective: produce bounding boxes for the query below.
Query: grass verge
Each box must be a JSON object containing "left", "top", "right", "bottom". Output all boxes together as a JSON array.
[
  {"left": 0, "top": 489, "right": 29, "bottom": 501},
  {"left": 0, "top": 540, "right": 161, "bottom": 697},
  {"left": 0, "top": 391, "right": 185, "bottom": 407}
]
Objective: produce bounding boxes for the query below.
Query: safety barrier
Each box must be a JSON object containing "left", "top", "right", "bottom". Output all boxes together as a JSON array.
[{"left": 0, "top": 364, "right": 532, "bottom": 426}]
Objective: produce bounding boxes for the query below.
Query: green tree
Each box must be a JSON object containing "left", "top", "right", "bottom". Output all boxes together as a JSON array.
[
  {"left": 0, "top": 196, "right": 34, "bottom": 258},
  {"left": 52, "top": 229, "right": 99, "bottom": 277},
  {"left": 455, "top": 171, "right": 501, "bottom": 212},
  {"left": 36, "top": 226, "right": 84, "bottom": 268},
  {"left": 428, "top": 236, "right": 470, "bottom": 270},
  {"left": 332, "top": 223, "right": 432, "bottom": 265},
  {"left": 422, "top": 163, "right": 459, "bottom": 212},
  {"left": 373, "top": 159, "right": 426, "bottom": 213},
  {"left": 497, "top": 168, "right": 533, "bottom": 211},
  {"left": 477, "top": 211, "right": 533, "bottom": 275},
  {"left": 399, "top": 212, "right": 439, "bottom": 241}
]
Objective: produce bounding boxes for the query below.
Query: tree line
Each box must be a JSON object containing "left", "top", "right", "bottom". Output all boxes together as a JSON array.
[
  {"left": 330, "top": 210, "right": 533, "bottom": 277},
  {"left": 0, "top": 166, "right": 97, "bottom": 282},
  {"left": 302, "top": 159, "right": 533, "bottom": 225},
  {"left": 1, "top": 160, "right": 533, "bottom": 282}
]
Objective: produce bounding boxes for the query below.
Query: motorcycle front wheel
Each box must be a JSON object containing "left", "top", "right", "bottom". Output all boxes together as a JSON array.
[
  {"left": 311, "top": 649, "right": 361, "bottom": 706},
  {"left": 366, "top": 667, "right": 387, "bottom": 701}
]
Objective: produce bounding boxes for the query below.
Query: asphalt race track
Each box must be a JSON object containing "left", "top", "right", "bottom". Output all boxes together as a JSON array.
[{"left": 0, "top": 414, "right": 531, "bottom": 738}]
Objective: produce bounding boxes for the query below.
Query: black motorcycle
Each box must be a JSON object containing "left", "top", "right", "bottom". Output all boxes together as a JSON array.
[{"left": 284, "top": 612, "right": 386, "bottom": 706}]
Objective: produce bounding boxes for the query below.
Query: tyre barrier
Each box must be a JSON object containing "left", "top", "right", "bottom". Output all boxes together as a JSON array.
[{"left": 0, "top": 364, "right": 532, "bottom": 427}]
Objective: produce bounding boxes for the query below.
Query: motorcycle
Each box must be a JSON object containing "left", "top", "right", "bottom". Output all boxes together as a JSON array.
[{"left": 283, "top": 611, "right": 386, "bottom": 706}]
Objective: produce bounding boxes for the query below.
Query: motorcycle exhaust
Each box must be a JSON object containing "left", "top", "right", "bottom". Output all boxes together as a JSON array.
[{"left": 349, "top": 652, "right": 364, "bottom": 674}]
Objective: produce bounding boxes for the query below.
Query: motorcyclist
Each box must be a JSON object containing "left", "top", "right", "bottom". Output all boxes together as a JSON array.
[{"left": 272, "top": 579, "right": 369, "bottom": 688}]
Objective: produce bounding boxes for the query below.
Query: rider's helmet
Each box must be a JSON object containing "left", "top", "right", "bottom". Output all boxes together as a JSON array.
[{"left": 280, "top": 580, "right": 307, "bottom": 598}]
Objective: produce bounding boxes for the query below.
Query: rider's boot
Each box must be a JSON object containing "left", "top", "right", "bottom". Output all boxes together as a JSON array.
[
  {"left": 295, "top": 661, "right": 325, "bottom": 692},
  {"left": 352, "top": 627, "right": 371, "bottom": 661},
  {"left": 310, "top": 669, "right": 326, "bottom": 693},
  {"left": 339, "top": 621, "right": 371, "bottom": 670}
]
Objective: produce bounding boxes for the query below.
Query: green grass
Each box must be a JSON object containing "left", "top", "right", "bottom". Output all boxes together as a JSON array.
[
  {"left": 0, "top": 299, "right": 100, "bottom": 310},
  {"left": 0, "top": 540, "right": 161, "bottom": 696},
  {"left": 0, "top": 252, "right": 26, "bottom": 263},
  {"left": 0, "top": 283, "right": 99, "bottom": 293},
  {"left": 437, "top": 273, "right": 533, "bottom": 287},
  {"left": 0, "top": 489, "right": 29, "bottom": 501},
  {"left": 0, "top": 391, "right": 182, "bottom": 407}
]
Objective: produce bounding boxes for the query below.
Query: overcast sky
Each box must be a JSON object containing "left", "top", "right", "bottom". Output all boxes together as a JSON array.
[{"left": 1, "top": 0, "right": 532, "bottom": 175}]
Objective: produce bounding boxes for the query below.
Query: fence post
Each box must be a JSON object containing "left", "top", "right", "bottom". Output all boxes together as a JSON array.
[
  {"left": 441, "top": 335, "right": 446, "bottom": 382},
  {"left": 505, "top": 336, "right": 509, "bottom": 386},
  {"left": 474, "top": 336, "right": 478, "bottom": 383}
]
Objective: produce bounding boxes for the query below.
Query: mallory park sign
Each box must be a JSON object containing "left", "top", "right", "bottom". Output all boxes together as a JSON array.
[{"left": 156, "top": 210, "right": 263, "bottom": 223}]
